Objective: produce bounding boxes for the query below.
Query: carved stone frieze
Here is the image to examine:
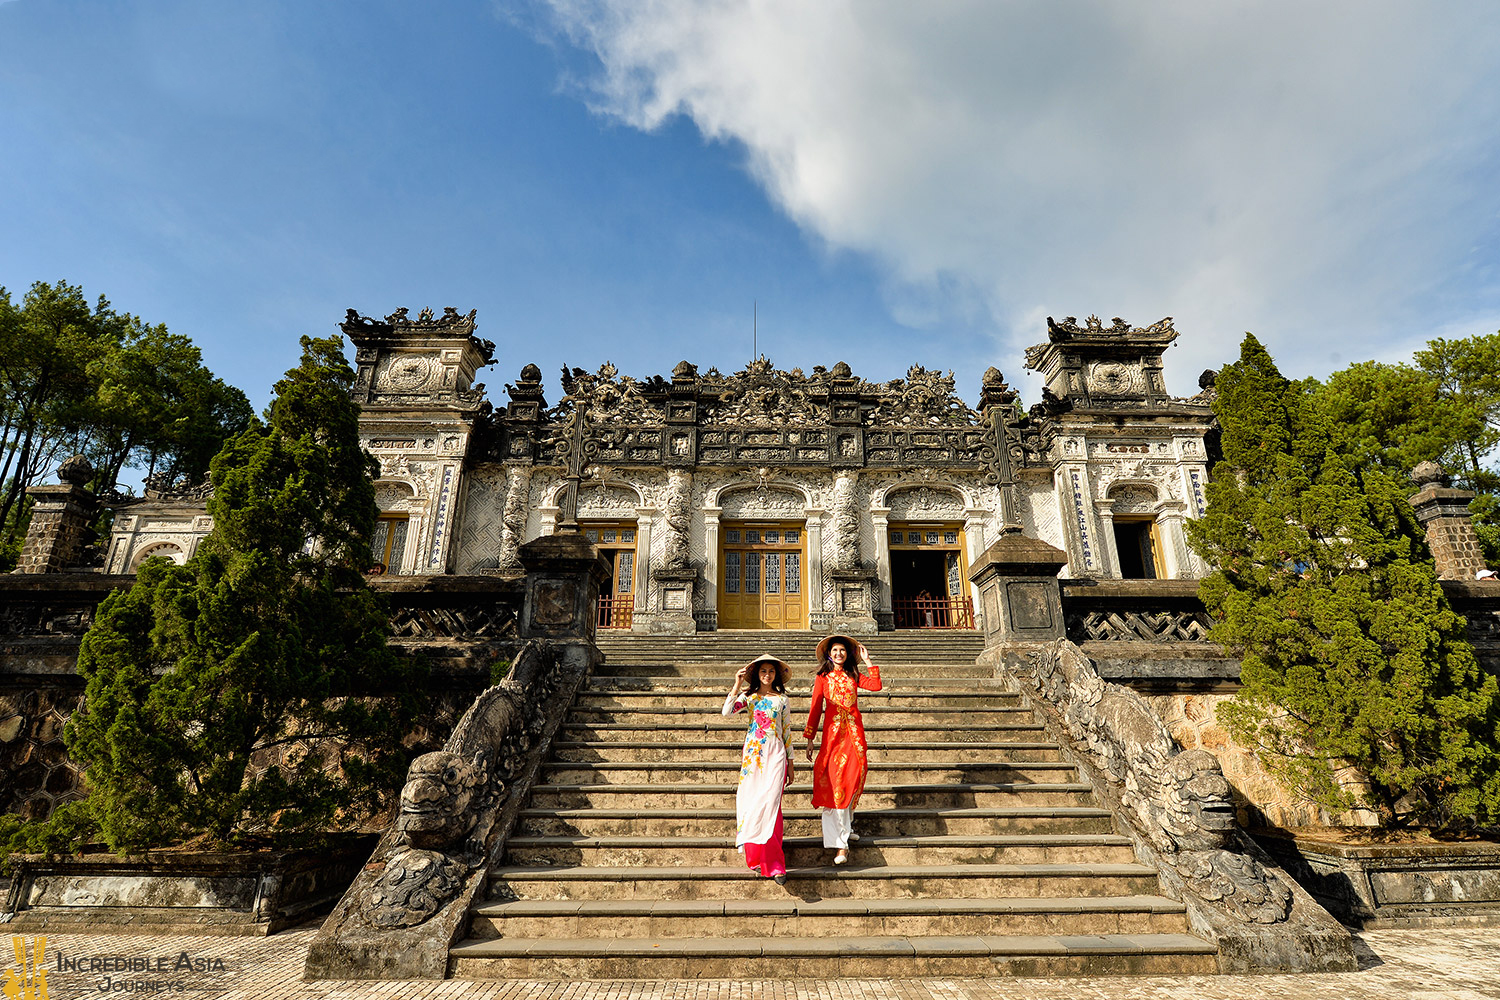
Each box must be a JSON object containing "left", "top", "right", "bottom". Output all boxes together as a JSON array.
[
  {"left": 719, "top": 486, "right": 806, "bottom": 519},
  {"left": 867, "top": 365, "right": 978, "bottom": 427},
  {"left": 887, "top": 485, "right": 966, "bottom": 521}
]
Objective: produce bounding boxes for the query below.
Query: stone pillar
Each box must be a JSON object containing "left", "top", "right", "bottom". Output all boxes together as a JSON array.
[
  {"left": 15, "top": 457, "right": 97, "bottom": 575},
  {"left": 968, "top": 534, "right": 1068, "bottom": 644},
  {"left": 1094, "top": 499, "right": 1121, "bottom": 579},
  {"left": 1155, "top": 500, "right": 1189, "bottom": 579},
  {"left": 829, "top": 472, "right": 877, "bottom": 634},
  {"left": 702, "top": 505, "right": 722, "bottom": 630},
  {"left": 538, "top": 503, "right": 560, "bottom": 536},
  {"left": 497, "top": 465, "right": 532, "bottom": 571},
  {"left": 1409, "top": 462, "right": 1490, "bottom": 580},
  {"left": 870, "top": 505, "right": 893, "bottom": 630},
  {"left": 632, "top": 506, "right": 656, "bottom": 615},
  {"left": 804, "top": 510, "right": 825, "bottom": 629},
  {"left": 518, "top": 534, "right": 612, "bottom": 642},
  {"left": 963, "top": 508, "right": 989, "bottom": 627}
]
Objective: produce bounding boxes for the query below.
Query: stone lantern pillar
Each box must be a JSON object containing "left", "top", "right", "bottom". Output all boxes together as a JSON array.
[
  {"left": 1409, "top": 461, "right": 1490, "bottom": 580},
  {"left": 15, "top": 456, "right": 98, "bottom": 574}
]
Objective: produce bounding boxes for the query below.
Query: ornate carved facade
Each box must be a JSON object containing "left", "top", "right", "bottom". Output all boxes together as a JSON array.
[{"left": 102, "top": 309, "right": 1217, "bottom": 632}]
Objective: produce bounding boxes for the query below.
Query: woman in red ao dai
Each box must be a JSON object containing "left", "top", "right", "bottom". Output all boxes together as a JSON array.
[
  {"left": 723, "top": 654, "right": 795, "bottom": 883},
  {"left": 802, "top": 634, "right": 882, "bottom": 865}
]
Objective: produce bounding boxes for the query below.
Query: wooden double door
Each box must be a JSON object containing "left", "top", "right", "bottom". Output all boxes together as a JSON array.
[{"left": 718, "top": 522, "right": 806, "bottom": 629}]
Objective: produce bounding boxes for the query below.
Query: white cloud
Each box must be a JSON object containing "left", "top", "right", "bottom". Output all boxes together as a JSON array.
[{"left": 532, "top": 0, "right": 1500, "bottom": 390}]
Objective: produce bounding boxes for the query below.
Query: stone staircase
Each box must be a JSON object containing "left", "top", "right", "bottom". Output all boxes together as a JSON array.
[{"left": 449, "top": 632, "right": 1216, "bottom": 978}]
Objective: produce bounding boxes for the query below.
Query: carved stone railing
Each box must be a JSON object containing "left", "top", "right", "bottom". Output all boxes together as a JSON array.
[
  {"left": 970, "top": 537, "right": 1357, "bottom": 974},
  {"left": 1061, "top": 577, "right": 1500, "bottom": 685},
  {"left": 305, "top": 533, "right": 610, "bottom": 981}
]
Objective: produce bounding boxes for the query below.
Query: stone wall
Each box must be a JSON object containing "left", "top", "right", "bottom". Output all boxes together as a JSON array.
[{"left": 0, "top": 573, "right": 529, "bottom": 825}]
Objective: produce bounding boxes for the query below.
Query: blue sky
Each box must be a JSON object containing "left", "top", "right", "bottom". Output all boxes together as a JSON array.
[{"left": 4, "top": 0, "right": 1500, "bottom": 417}]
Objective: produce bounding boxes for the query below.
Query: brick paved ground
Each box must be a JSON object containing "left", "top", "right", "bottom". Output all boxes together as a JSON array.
[{"left": 13, "top": 926, "right": 1500, "bottom": 1000}]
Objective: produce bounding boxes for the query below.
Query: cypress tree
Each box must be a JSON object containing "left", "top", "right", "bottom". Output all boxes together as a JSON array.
[
  {"left": 60, "top": 336, "right": 423, "bottom": 851},
  {"left": 1190, "top": 335, "right": 1500, "bottom": 827}
]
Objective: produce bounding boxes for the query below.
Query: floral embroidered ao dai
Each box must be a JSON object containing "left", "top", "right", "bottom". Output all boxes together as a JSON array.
[
  {"left": 803, "top": 664, "right": 882, "bottom": 810},
  {"left": 722, "top": 690, "right": 791, "bottom": 847}
]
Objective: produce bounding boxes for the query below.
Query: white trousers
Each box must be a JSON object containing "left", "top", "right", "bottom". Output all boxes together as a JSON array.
[{"left": 820, "top": 806, "right": 854, "bottom": 848}]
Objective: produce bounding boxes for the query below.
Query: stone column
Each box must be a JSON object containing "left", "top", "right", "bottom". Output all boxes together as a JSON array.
[
  {"left": 702, "top": 505, "right": 722, "bottom": 630},
  {"left": 538, "top": 503, "right": 560, "bottom": 536},
  {"left": 829, "top": 472, "right": 877, "bottom": 634},
  {"left": 1409, "top": 462, "right": 1490, "bottom": 580},
  {"left": 1095, "top": 499, "right": 1121, "bottom": 579},
  {"left": 632, "top": 507, "right": 656, "bottom": 614},
  {"left": 1155, "top": 500, "right": 1189, "bottom": 579},
  {"left": 804, "top": 509, "right": 825, "bottom": 628},
  {"left": 649, "top": 470, "right": 697, "bottom": 634},
  {"left": 870, "top": 505, "right": 893, "bottom": 629},
  {"left": 963, "top": 508, "right": 989, "bottom": 626},
  {"left": 16, "top": 457, "right": 97, "bottom": 575},
  {"left": 497, "top": 465, "right": 532, "bottom": 571}
]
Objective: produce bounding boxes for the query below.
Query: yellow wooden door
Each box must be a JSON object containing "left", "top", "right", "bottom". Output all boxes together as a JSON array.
[{"left": 719, "top": 524, "right": 805, "bottom": 629}]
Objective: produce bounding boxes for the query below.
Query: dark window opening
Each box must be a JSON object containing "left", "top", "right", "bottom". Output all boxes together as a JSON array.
[{"left": 1114, "top": 520, "right": 1158, "bottom": 579}]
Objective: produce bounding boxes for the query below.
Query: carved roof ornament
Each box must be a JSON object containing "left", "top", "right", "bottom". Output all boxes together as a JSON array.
[
  {"left": 341, "top": 306, "right": 495, "bottom": 411},
  {"left": 868, "top": 365, "right": 978, "bottom": 427},
  {"left": 550, "top": 362, "right": 667, "bottom": 424}
]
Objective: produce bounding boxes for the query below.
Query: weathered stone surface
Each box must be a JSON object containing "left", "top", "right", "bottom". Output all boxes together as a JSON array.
[
  {"left": 1255, "top": 832, "right": 1500, "bottom": 928},
  {"left": 2, "top": 838, "right": 376, "bottom": 936},
  {"left": 979, "top": 638, "right": 1356, "bottom": 974}
]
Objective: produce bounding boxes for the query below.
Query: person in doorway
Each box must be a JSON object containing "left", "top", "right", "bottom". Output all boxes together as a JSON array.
[
  {"left": 802, "top": 634, "right": 882, "bottom": 865},
  {"left": 723, "top": 653, "right": 795, "bottom": 884}
]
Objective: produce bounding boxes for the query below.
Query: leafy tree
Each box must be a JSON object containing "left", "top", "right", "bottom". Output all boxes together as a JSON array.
[
  {"left": 0, "top": 280, "right": 251, "bottom": 563},
  {"left": 56, "top": 336, "right": 422, "bottom": 851},
  {"left": 1312, "top": 361, "right": 1474, "bottom": 477},
  {"left": 1190, "top": 334, "right": 1500, "bottom": 828},
  {"left": 1414, "top": 333, "right": 1500, "bottom": 493}
]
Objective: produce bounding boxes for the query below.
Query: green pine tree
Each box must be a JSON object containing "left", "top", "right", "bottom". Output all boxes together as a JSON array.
[
  {"left": 56, "top": 336, "right": 424, "bottom": 851},
  {"left": 1190, "top": 335, "right": 1500, "bottom": 828}
]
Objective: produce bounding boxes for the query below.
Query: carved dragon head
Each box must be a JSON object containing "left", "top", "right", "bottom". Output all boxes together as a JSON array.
[
  {"left": 1159, "top": 749, "right": 1238, "bottom": 852},
  {"left": 396, "top": 750, "right": 486, "bottom": 851}
]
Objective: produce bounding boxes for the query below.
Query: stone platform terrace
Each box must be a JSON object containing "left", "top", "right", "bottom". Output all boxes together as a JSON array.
[{"left": 18, "top": 926, "right": 1500, "bottom": 998}]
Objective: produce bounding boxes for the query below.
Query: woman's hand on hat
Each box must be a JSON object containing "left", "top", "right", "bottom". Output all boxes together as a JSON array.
[{"left": 732, "top": 665, "right": 748, "bottom": 693}]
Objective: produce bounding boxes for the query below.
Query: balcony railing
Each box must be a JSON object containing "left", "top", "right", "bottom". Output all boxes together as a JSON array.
[
  {"left": 893, "top": 596, "right": 975, "bottom": 629},
  {"left": 596, "top": 595, "right": 634, "bottom": 630}
]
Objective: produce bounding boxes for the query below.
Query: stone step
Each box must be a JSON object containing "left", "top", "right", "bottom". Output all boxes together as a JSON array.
[
  {"left": 562, "top": 721, "right": 1046, "bottom": 743},
  {"left": 536, "top": 761, "right": 1079, "bottom": 786},
  {"left": 486, "top": 863, "right": 1167, "bottom": 901},
  {"left": 569, "top": 706, "right": 1033, "bottom": 726},
  {"left": 502, "top": 833, "right": 1137, "bottom": 868},
  {"left": 550, "top": 741, "right": 1065, "bottom": 764},
  {"left": 468, "top": 894, "right": 1191, "bottom": 940},
  {"left": 574, "top": 691, "right": 1020, "bottom": 710},
  {"left": 448, "top": 933, "right": 1218, "bottom": 979},
  {"left": 598, "top": 662, "right": 995, "bottom": 678},
  {"left": 588, "top": 675, "right": 1010, "bottom": 692},
  {"left": 516, "top": 807, "right": 1118, "bottom": 838},
  {"left": 525, "top": 782, "right": 1096, "bottom": 810}
]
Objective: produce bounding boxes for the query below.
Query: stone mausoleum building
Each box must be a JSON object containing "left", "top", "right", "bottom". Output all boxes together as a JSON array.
[{"left": 104, "top": 308, "right": 1217, "bottom": 633}]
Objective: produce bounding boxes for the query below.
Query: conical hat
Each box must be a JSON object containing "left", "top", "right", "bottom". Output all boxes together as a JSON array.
[
  {"left": 745, "top": 653, "right": 791, "bottom": 688},
  {"left": 815, "top": 633, "right": 865, "bottom": 670}
]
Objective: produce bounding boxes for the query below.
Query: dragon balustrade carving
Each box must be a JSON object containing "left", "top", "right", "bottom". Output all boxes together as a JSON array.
[
  {"left": 355, "top": 639, "right": 564, "bottom": 929},
  {"left": 1009, "top": 639, "right": 1293, "bottom": 925}
]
